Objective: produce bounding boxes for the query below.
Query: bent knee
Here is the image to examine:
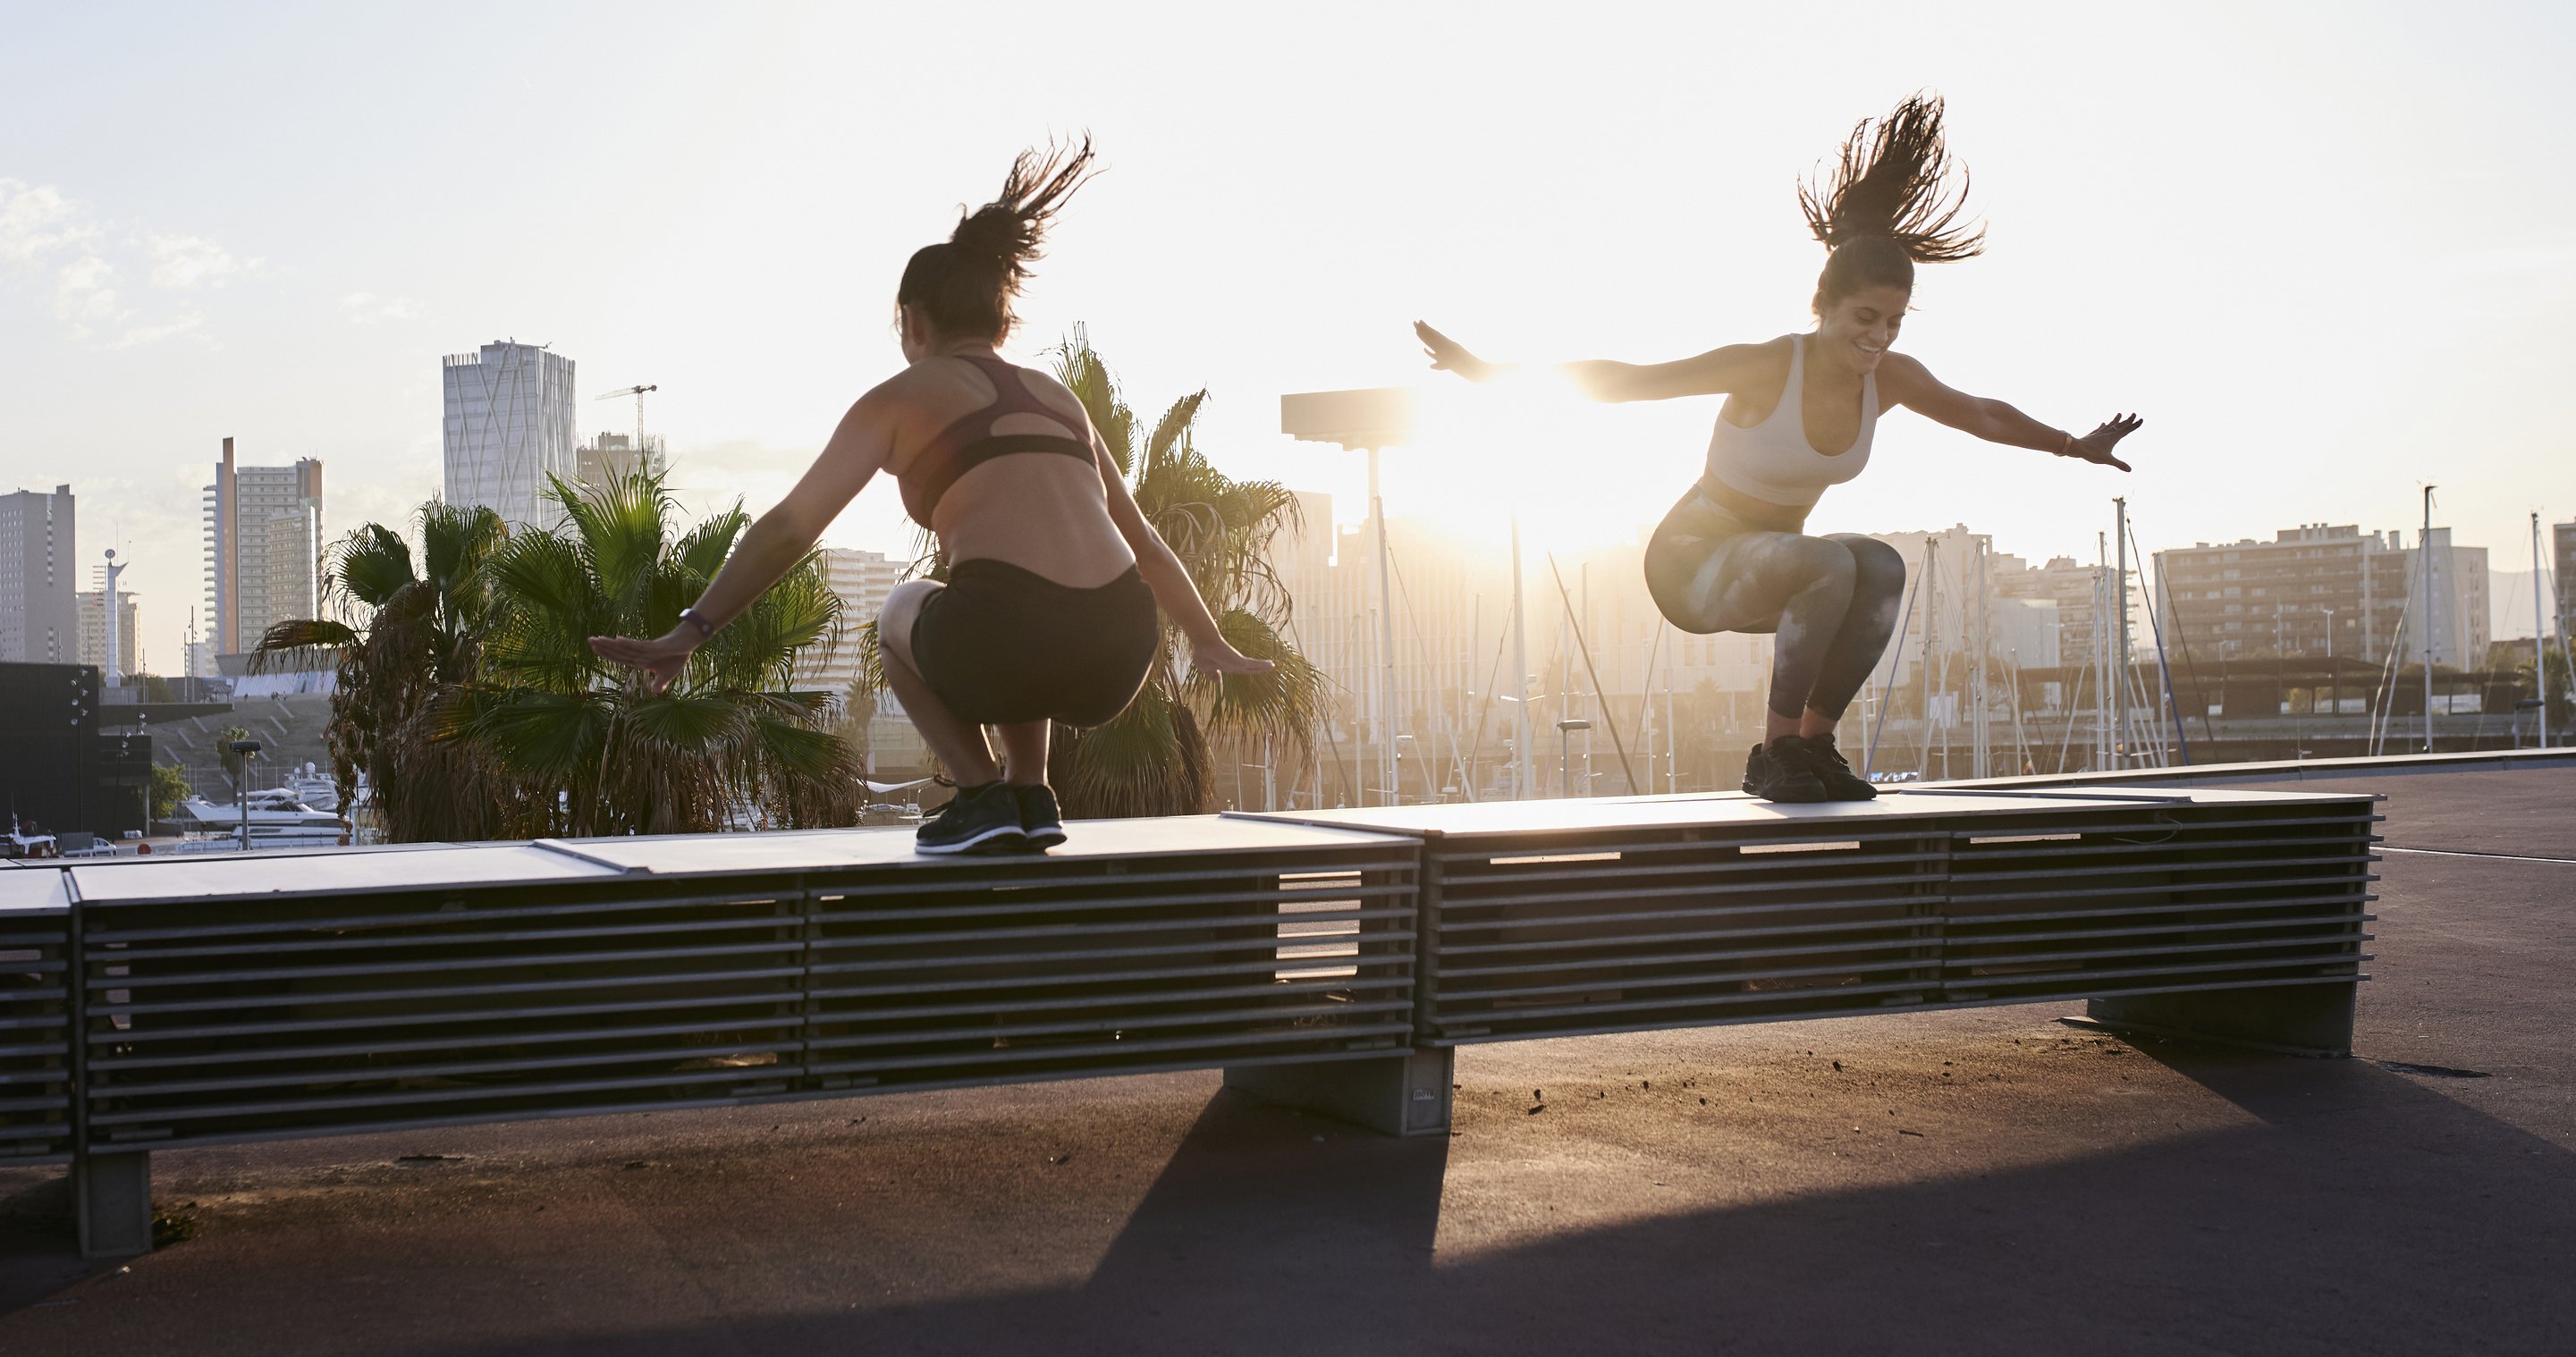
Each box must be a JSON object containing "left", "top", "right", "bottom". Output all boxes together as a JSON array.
[
  {"left": 1778, "top": 536, "right": 1858, "bottom": 592},
  {"left": 1836, "top": 536, "right": 1906, "bottom": 594}
]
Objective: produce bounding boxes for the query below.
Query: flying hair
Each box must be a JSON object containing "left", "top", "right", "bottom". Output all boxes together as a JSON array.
[
  {"left": 899, "top": 135, "right": 1101, "bottom": 342},
  {"left": 1798, "top": 94, "right": 1984, "bottom": 262}
]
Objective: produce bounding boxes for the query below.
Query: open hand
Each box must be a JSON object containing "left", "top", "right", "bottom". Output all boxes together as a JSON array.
[
  {"left": 588, "top": 629, "right": 699, "bottom": 695},
  {"left": 1414, "top": 321, "right": 1494, "bottom": 383},
  {"left": 2061, "top": 414, "right": 2142, "bottom": 472},
  {"left": 1192, "top": 638, "right": 1277, "bottom": 677}
]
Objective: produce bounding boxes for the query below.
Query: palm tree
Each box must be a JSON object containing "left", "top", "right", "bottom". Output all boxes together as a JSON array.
[
  {"left": 255, "top": 502, "right": 520, "bottom": 841},
  {"left": 436, "top": 469, "right": 863, "bottom": 837},
  {"left": 1042, "top": 341, "right": 1329, "bottom": 816}
]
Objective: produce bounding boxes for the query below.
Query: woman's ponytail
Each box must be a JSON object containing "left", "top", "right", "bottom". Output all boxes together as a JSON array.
[
  {"left": 1799, "top": 95, "right": 1983, "bottom": 311},
  {"left": 899, "top": 136, "right": 1099, "bottom": 341}
]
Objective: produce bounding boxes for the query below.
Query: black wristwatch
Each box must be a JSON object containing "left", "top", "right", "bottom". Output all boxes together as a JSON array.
[{"left": 679, "top": 608, "right": 716, "bottom": 640}]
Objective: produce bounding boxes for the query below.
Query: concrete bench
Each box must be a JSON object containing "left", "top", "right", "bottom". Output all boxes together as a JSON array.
[{"left": 30, "top": 787, "right": 2374, "bottom": 1255}]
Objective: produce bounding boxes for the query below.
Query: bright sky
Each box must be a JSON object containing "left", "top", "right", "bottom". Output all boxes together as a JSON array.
[{"left": 5, "top": 1, "right": 2572, "bottom": 670}]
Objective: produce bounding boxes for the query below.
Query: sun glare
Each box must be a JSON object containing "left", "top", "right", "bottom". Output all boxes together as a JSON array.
[{"left": 1379, "top": 375, "right": 1691, "bottom": 557}]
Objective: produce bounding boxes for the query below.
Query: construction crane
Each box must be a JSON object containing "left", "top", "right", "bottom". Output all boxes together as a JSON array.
[{"left": 595, "top": 384, "right": 657, "bottom": 452}]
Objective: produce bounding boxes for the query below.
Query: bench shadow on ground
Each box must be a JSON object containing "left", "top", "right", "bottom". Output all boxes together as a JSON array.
[
  {"left": 0, "top": 1174, "right": 115, "bottom": 1312},
  {"left": 418, "top": 1040, "right": 2576, "bottom": 1357}
]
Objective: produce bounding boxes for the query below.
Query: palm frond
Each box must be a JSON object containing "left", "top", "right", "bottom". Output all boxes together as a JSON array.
[
  {"left": 1142, "top": 390, "right": 1207, "bottom": 471},
  {"left": 1186, "top": 609, "right": 1327, "bottom": 752},
  {"left": 248, "top": 619, "right": 360, "bottom": 674},
  {"left": 553, "top": 468, "right": 670, "bottom": 618},
  {"left": 1051, "top": 683, "right": 1209, "bottom": 818},
  {"left": 1054, "top": 338, "right": 1136, "bottom": 475},
  {"left": 674, "top": 505, "right": 749, "bottom": 585},
  {"left": 331, "top": 524, "right": 417, "bottom": 609}
]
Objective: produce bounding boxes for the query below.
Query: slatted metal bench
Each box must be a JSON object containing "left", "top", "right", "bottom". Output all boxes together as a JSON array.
[
  {"left": 21, "top": 786, "right": 2377, "bottom": 1256},
  {"left": 0, "top": 869, "right": 73, "bottom": 1173},
  {"left": 1238, "top": 786, "right": 2378, "bottom": 1085},
  {"left": 49, "top": 818, "right": 1423, "bottom": 1256}
]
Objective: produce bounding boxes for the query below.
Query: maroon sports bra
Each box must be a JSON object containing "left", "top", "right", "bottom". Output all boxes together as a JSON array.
[{"left": 899, "top": 353, "right": 1098, "bottom": 526}]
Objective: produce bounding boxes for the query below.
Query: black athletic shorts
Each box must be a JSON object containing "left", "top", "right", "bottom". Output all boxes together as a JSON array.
[{"left": 909, "top": 559, "right": 1160, "bottom": 728}]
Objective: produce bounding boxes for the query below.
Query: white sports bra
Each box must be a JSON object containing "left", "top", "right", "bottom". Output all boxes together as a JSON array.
[{"left": 1702, "top": 333, "right": 1878, "bottom": 509}]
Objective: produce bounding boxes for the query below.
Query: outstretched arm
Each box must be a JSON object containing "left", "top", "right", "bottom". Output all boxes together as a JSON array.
[
  {"left": 1415, "top": 321, "right": 1778, "bottom": 404},
  {"left": 1879, "top": 353, "right": 2140, "bottom": 471},
  {"left": 587, "top": 390, "right": 895, "bottom": 693}
]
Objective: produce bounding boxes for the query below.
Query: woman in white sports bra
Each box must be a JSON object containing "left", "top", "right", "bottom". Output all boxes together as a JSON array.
[{"left": 1415, "top": 95, "right": 2140, "bottom": 803}]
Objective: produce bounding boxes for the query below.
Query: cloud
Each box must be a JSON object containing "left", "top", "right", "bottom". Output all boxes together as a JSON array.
[
  {"left": 341, "top": 291, "right": 418, "bottom": 325},
  {"left": 113, "top": 315, "right": 204, "bottom": 349},
  {"left": 0, "top": 179, "right": 249, "bottom": 346},
  {"left": 148, "top": 233, "right": 249, "bottom": 288},
  {"left": 53, "top": 254, "right": 119, "bottom": 321},
  {"left": 0, "top": 179, "right": 97, "bottom": 263}
]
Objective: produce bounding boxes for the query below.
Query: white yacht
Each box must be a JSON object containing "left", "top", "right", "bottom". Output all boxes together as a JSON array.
[{"left": 177, "top": 792, "right": 348, "bottom": 842}]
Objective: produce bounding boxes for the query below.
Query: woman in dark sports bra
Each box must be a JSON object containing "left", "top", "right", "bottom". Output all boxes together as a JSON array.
[
  {"left": 1415, "top": 95, "right": 2141, "bottom": 803},
  {"left": 591, "top": 139, "right": 1271, "bottom": 853}
]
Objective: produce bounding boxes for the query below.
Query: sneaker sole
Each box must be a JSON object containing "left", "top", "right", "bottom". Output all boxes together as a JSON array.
[
  {"left": 1022, "top": 826, "right": 1068, "bottom": 850},
  {"left": 1741, "top": 778, "right": 1831, "bottom": 804},
  {"left": 916, "top": 823, "right": 1032, "bottom": 856}
]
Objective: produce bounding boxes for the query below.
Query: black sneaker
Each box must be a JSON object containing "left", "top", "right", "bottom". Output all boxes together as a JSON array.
[
  {"left": 1742, "top": 739, "right": 1829, "bottom": 803},
  {"left": 916, "top": 782, "right": 1029, "bottom": 855},
  {"left": 1014, "top": 783, "right": 1068, "bottom": 850},
  {"left": 1803, "top": 732, "right": 1879, "bottom": 800}
]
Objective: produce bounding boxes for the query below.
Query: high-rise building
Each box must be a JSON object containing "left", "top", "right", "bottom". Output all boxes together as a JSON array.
[
  {"left": 1990, "top": 552, "right": 2102, "bottom": 662},
  {"left": 1869, "top": 527, "right": 2067, "bottom": 690},
  {"left": 797, "top": 548, "right": 907, "bottom": 697},
  {"left": 76, "top": 585, "right": 139, "bottom": 680},
  {"left": 0, "top": 485, "right": 77, "bottom": 664},
  {"left": 798, "top": 547, "right": 923, "bottom": 774},
  {"left": 201, "top": 439, "right": 324, "bottom": 658},
  {"left": 2156, "top": 524, "right": 2487, "bottom": 667},
  {"left": 575, "top": 431, "right": 666, "bottom": 487},
  {"left": 443, "top": 340, "right": 577, "bottom": 529}
]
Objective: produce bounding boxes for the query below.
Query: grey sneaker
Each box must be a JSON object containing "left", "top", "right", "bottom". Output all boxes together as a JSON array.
[
  {"left": 1803, "top": 732, "right": 1879, "bottom": 800},
  {"left": 1741, "top": 739, "right": 1829, "bottom": 803},
  {"left": 916, "top": 782, "right": 1029, "bottom": 855},
  {"left": 1013, "top": 783, "right": 1068, "bottom": 850}
]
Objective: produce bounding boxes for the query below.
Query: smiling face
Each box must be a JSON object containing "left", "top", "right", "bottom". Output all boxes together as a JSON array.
[{"left": 1814, "top": 284, "right": 1910, "bottom": 375}]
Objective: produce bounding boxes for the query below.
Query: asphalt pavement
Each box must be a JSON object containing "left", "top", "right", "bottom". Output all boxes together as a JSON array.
[{"left": 3, "top": 767, "right": 2569, "bottom": 1355}]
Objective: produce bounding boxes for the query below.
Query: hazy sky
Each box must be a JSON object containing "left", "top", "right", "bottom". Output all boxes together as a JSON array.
[{"left": 5, "top": 1, "right": 2572, "bottom": 670}]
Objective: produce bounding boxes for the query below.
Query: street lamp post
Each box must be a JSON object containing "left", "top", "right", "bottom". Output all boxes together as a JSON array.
[
  {"left": 1556, "top": 718, "right": 1591, "bottom": 799},
  {"left": 100, "top": 549, "right": 127, "bottom": 694},
  {"left": 1282, "top": 389, "right": 1415, "bottom": 807},
  {"left": 226, "top": 738, "right": 262, "bottom": 851},
  {"left": 1282, "top": 385, "right": 1538, "bottom": 804}
]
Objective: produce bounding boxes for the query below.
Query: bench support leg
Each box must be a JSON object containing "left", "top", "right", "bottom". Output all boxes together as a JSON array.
[
  {"left": 77, "top": 1150, "right": 152, "bottom": 1258},
  {"left": 1224, "top": 1049, "right": 1454, "bottom": 1136},
  {"left": 2085, "top": 982, "right": 2356, "bottom": 1058}
]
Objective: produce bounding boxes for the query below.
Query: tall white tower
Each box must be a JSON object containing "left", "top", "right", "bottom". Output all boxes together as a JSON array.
[
  {"left": 442, "top": 340, "right": 577, "bottom": 530},
  {"left": 99, "top": 548, "right": 127, "bottom": 687}
]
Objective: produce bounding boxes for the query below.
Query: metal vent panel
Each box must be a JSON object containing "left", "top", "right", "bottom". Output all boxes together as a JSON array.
[
  {"left": 1239, "top": 791, "right": 2376, "bottom": 1045},
  {"left": 0, "top": 902, "right": 71, "bottom": 1164},
  {"left": 800, "top": 845, "right": 1418, "bottom": 1088},
  {"left": 69, "top": 822, "right": 1421, "bottom": 1150}
]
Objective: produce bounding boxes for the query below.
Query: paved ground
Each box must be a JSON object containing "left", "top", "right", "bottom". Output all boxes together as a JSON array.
[{"left": 3, "top": 769, "right": 2570, "bottom": 1355}]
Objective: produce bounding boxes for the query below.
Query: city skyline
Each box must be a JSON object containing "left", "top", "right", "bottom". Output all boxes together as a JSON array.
[{"left": 5, "top": 4, "right": 2573, "bottom": 671}]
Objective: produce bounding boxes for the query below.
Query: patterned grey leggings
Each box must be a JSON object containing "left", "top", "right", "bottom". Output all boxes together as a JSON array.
[{"left": 1643, "top": 482, "right": 1907, "bottom": 721}]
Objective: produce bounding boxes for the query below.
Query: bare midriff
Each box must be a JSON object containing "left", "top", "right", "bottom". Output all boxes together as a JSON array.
[{"left": 1695, "top": 474, "right": 1812, "bottom": 535}]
